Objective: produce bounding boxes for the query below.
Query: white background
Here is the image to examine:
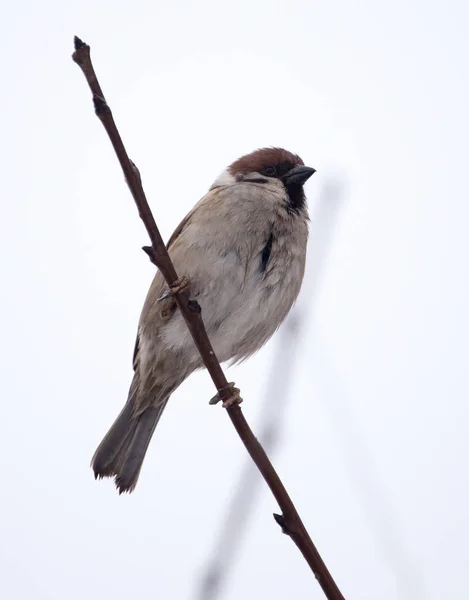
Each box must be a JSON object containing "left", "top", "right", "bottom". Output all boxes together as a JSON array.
[{"left": 1, "top": 1, "right": 468, "bottom": 598}]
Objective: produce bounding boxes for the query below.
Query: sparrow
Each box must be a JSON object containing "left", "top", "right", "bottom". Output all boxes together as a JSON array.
[{"left": 92, "top": 147, "right": 315, "bottom": 493}]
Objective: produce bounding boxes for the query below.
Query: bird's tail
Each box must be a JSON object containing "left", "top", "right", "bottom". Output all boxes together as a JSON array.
[{"left": 91, "top": 376, "right": 170, "bottom": 494}]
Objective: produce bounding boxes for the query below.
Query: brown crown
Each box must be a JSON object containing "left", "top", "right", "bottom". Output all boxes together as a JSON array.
[{"left": 228, "top": 147, "right": 304, "bottom": 176}]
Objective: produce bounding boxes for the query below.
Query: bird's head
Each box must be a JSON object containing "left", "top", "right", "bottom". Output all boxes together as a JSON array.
[{"left": 212, "top": 147, "right": 316, "bottom": 214}]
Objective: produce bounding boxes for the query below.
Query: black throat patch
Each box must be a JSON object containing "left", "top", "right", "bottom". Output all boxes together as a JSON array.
[{"left": 285, "top": 183, "right": 306, "bottom": 215}]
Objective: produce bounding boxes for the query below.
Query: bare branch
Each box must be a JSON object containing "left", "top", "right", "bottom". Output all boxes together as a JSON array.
[{"left": 72, "top": 35, "right": 346, "bottom": 600}]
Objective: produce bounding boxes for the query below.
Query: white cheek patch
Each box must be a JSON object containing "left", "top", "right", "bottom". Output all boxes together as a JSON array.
[{"left": 210, "top": 169, "right": 236, "bottom": 189}]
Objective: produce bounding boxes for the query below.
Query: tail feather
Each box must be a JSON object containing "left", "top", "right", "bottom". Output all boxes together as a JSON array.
[
  {"left": 114, "top": 401, "right": 168, "bottom": 494},
  {"left": 91, "top": 399, "right": 137, "bottom": 478},
  {"left": 91, "top": 375, "right": 171, "bottom": 493}
]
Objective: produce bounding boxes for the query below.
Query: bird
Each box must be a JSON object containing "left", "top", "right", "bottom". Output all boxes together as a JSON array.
[{"left": 91, "top": 147, "right": 315, "bottom": 493}]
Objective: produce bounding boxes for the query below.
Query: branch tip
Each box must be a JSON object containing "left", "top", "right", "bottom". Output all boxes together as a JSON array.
[{"left": 74, "top": 36, "right": 86, "bottom": 50}]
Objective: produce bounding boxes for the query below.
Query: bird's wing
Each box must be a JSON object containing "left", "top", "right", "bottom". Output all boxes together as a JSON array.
[
  {"left": 166, "top": 208, "right": 195, "bottom": 250},
  {"left": 165, "top": 191, "right": 211, "bottom": 250},
  {"left": 132, "top": 193, "right": 213, "bottom": 370}
]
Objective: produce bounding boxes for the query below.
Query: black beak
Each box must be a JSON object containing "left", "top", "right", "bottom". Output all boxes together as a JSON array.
[{"left": 283, "top": 165, "right": 316, "bottom": 186}]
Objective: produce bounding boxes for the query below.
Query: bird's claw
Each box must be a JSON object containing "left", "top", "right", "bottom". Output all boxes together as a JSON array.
[
  {"left": 209, "top": 382, "right": 243, "bottom": 408},
  {"left": 158, "top": 276, "right": 190, "bottom": 301}
]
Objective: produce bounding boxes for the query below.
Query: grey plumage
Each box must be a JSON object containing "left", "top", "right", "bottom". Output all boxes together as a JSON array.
[{"left": 91, "top": 148, "right": 314, "bottom": 493}]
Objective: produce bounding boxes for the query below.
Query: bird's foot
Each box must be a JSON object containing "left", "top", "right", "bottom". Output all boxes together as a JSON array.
[
  {"left": 158, "top": 276, "right": 190, "bottom": 301},
  {"left": 209, "top": 382, "right": 243, "bottom": 408}
]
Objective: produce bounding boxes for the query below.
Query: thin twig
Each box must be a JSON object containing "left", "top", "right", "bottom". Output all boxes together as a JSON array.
[{"left": 72, "top": 36, "right": 345, "bottom": 600}]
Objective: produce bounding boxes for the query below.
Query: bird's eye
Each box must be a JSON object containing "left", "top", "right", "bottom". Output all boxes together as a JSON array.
[{"left": 264, "top": 166, "right": 277, "bottom": 177}]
